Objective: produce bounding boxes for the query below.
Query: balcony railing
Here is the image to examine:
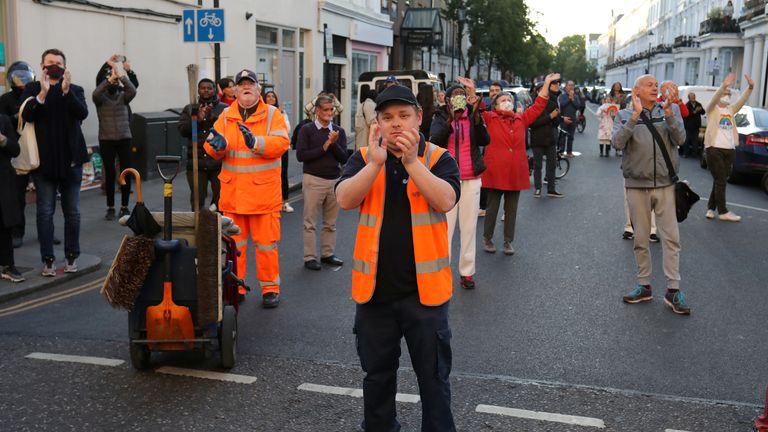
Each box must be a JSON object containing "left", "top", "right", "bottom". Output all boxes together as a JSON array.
[
  {"left": 673, "top": 35, "right": 700, "bottom": 48},
  {"left": 699, "top": 17, "right": 741, "bottom": 35},
  {"left": 604, "top": 44, "right": 674, "bottom": 71},
  {"left": 738, "top": 0, "right": 767, "bottom": 23}
]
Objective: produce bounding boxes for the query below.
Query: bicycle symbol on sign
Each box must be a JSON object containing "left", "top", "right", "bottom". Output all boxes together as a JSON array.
[{"left": 199, "top": 12, "right": 222, "bottom": 27}]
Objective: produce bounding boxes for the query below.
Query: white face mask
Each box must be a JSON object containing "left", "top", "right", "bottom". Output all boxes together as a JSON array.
[
  {"left": 497, "top": 101, "right": 514, "bottom": 112},
  {"left": 720, "top": 95, "right": 731, "bottom": 105}
]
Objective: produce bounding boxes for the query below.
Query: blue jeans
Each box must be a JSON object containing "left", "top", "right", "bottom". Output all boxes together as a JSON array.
[
  {"left": 33, "top": 165, "right": 82, "bottom": 262},
  {"left": 354, "top": 293, "right": 455, "bottom": 432}
]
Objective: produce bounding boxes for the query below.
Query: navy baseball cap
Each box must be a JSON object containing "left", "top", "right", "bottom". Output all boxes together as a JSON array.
[
  {"left": 235, "top": 69, "right": 257, "bottom": 84},
  {"left": 385, "top": 74, "right": 398, "bottom": 82},
  {"left": 375, "top": 85, "right": 419, "bottom": 111}
]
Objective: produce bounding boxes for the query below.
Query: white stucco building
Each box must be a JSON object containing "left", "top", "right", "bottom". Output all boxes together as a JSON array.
[{"left": 601, "top": 0, "right": 768, "bottom": 108}]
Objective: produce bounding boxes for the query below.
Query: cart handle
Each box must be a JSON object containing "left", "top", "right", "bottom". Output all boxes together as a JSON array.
[{"left": 118, "top": 168, "right": 143, "bottom": 203}]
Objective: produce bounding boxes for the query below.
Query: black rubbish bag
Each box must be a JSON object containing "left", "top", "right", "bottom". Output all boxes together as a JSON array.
[{"left": 126, "top": 202, "right": 161, "bottom": 237}]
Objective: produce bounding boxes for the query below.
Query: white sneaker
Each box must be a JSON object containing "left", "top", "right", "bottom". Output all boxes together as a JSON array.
[
  {"left": 209, "top": 203, "right": 218, "bottom": 212},
  {"left": 64, "top": 257, "right": 78, "bottom": 273},
  {"left": 705, "top": 209, "right": 715, "bottom": 219},
  {"left": 282, "top": 202, "right": 294, "bottom": 213},
  {"left": 718, "top": 211, "right": 741, "bottom": 222},
  {"left": 42, "top": 260, "right": 56, "bottom": 277}
]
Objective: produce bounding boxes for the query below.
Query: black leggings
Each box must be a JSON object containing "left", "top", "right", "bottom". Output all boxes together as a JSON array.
[
  {"left": 99, "top": 139, "right": 132, "bottom": 208},
  {"left": 281, "top": 150, "right": 289, "bottom": 201}
]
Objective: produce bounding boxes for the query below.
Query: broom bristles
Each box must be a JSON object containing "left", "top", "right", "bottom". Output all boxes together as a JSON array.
[
  {"left": 196, "top": 209, "right": 221, "bottom": 326},
  {"left": 101, "top": 235, "right": 156, "bottom": 310}
]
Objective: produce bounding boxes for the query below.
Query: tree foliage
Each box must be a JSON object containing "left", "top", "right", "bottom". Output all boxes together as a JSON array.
[
  {"left": 551, "top": 34, "right": 596, "bottom": 84},
  {"left": 444, "top": 0, "right": 554, "bottom": 82}
]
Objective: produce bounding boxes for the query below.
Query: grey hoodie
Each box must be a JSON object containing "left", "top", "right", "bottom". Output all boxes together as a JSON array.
[{"left": 611, "top": 103, "right": 685, "bottom": 188}]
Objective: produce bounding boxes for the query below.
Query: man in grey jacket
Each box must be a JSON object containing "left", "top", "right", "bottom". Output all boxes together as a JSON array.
[{"left": 612, "top": 74, "right": 690, "bottom": 315}]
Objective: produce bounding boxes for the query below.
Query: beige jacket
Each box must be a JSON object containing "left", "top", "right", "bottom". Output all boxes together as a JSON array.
[{"left": 704, "top": 81, "right": 752, "bottom": 148}]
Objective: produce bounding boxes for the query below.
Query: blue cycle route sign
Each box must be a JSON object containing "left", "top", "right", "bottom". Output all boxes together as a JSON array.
[
  {"left": 182, "top": 10, "right": 195, "bottom": 42},
  {"left": 197, "top": 9, "right": 225, "bottom": 43}
]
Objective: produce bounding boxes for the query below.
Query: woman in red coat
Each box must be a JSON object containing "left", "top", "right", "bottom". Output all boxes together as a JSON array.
[{"left": 476, "top": 74, "right": 558, "bottom": 255}]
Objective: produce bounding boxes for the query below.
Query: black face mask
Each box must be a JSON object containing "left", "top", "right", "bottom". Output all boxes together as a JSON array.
[{"left": 45, "top": 64, "right": 65, "bottom": 80}]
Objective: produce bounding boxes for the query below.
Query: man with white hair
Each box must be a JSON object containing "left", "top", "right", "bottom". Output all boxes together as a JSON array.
[
  {"left": 612, "top": 74, "right": 689, "bottom": 315},
  {"left": 205, "top": 69, "right": 289, "bottom": 308}
]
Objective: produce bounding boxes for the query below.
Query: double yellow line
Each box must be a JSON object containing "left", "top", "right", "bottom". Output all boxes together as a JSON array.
[{"left": 0, "top": 278, "right": 104, "bottom": 317}]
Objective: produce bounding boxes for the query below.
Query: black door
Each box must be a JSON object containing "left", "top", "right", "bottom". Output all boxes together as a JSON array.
[{"left": 323, "top": 63, "right": 342, "bottom": 125}]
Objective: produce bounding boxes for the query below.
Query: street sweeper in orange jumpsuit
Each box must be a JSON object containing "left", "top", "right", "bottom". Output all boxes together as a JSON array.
[{"left": 205, "top": 69, "right": 289, "bottom": 309}]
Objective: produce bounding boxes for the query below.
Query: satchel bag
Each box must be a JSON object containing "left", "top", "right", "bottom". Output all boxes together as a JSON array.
[
  {"left": 639, "top": 111, "right": 700, "bottom": 222},
  {"left": 12, "top": 97, "right": 40, "bottom": 175}
]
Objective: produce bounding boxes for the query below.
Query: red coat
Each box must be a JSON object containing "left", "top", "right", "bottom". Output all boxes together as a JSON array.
[{"left": 480, "top": 96, "right": 547, "bottom": 191}]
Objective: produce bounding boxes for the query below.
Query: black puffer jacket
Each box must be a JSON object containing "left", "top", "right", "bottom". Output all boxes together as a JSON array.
[
  {"left": 429, "top": 104, "right": 489, "bottom": 176},
  {"left": 528, "top": 92, "right": 560, "bottom": 148}
]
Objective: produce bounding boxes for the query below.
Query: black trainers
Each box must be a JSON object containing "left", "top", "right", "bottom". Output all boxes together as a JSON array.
[
  {"left": 547, "top": 190, "right": 564, "bottom": 198},
  {"left": 533, "top": 189, "right": 541, "bottom": 198},
  {"left": 622, "top": 231, "right": 634, "bottom": 240},
  {"left": 664, "top": 290, "right": 691, "bottom": 315},
  {"left": 118, "top": 206, "right": 130, "bottom": 218},
  {"left": 105, "top": 208, "right": 116, "bottom": 221},
  {"left": 460, "top": 276, "right": 475, "bottom": 290},
  {"left": 623, "top": 284, "right": 653, "bottom": 304},
  {"left": 1, "top": 266, "right": 25, "bottom": 283},
  {"left": 649, "top": 233, "right": 660, "bottom": 243},
  {"left": 262, "top": 292, "right": 280, "bottom": 309}
]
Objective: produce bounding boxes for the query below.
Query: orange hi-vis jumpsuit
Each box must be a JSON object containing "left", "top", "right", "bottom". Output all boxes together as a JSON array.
[{"left": 204, "top": 98, "right": 289, "bottom": 296}]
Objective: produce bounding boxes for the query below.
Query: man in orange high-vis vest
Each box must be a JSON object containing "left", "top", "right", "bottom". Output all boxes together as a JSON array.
[
  {"left": 205, "top": 69, "right": 289, "bottom": 309},
  {"left": 336, "top": 85, "right": 460, "bottom": 431}
]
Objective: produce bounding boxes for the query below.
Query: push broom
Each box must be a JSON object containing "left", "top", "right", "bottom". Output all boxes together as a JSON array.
[{"left": 100, "top": 169, "right": 159, "bottom": 310}]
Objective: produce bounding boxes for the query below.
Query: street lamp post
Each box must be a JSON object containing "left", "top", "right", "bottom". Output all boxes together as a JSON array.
[
  {"left": 646, "top": 30, "right": 654, "bottom": 75},
  {"left": 456, "top": 6, "right": 467, "bottom": 80}
]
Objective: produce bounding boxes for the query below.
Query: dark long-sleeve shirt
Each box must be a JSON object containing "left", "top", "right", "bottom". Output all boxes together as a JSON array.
[{"left": 296, "top": 121, "right": 349, "bottom": 179}]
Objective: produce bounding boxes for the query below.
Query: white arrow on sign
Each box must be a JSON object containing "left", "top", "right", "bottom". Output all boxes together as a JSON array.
[
  {"left": 185, "top": 17, "right": 193, "bottom": 34},
  {"left": 208, "top": 27, "right": 214, "bottom": 40}
]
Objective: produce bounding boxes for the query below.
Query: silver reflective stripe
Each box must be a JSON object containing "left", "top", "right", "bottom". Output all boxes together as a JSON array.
[
  {"left": 358, "top": 213, "right": 377, "bottom": 228},
  {"left": 236, "top": 239, "right": 248, "bottom": 248},
  {"left": 415, "top": 256, "right": 450, "bottom": 274},
  {"left": 227, "top": 150, "right": 254, "bottom": 158},
  {"left": 269, "top": 130, "right": 288, "bottom": 138},
  {"left": 222, "top": 159, "right": 281, "bottom": 173},
  {"left": 259, "top": 277, "right": 281, "bottom": 288},
  {"left": 265, "top": 105, "right": 276, "bottom": 135},
  {"left": 255, "top": 242, "right": 277, "bottom": 252},
  {"left": 255, "top": 136, "right": 266, "bottom": 155},
  {"left": 424, "top": 143, "right": 438, "bottom": 168},
  {"left": 352, "top": 259, "right": 372, "bottom": 274},
  {"left": 411, "top": 211, "right": 446, "bottom": 227}
]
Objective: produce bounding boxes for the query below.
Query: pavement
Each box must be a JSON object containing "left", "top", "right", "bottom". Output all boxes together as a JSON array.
[{"left": 0, "top": 148, "right": 304, "bottom": 303}]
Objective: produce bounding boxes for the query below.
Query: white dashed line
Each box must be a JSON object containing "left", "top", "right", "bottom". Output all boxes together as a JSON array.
[
  {"left": 476, "top": 404, "right": 606, "bottom": 428},
  {"left": 297, "top": 383, "right": 420, "bottom": 403},
  {"left": 155, "top": 366, "right": 257, "bottom": 384},
  {"left": 26, "top": 352, "right": 124, "bottom": 367},
  {"left": 665, "top": 429, "right": 693, "bottom": 432}
]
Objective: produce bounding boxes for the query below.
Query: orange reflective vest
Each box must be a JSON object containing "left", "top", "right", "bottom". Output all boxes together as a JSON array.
[
  {"left": 204, "top": 98, "right": 289, "bottom": 214},
  {"left": 351, "top": 143, "right": 453, "bottom": 306}
]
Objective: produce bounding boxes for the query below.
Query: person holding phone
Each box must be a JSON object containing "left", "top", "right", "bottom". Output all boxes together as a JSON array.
[{"left": 178, "top": 78, "right": 228, "bottom": 211}]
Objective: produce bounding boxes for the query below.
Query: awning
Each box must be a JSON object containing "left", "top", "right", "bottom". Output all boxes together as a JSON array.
[{"left": 401, "top": 8, "right": 443, "bottom": 46}]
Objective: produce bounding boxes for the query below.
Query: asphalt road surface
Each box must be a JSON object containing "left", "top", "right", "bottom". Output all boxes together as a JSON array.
[{"left": 0, "top": 104, "right": 766, "bottom": 431}]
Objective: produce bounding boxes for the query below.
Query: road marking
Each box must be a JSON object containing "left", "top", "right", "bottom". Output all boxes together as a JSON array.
[
  {"left": 476, "top": 404, "right": 606, "bottom": 428},
  {"left": 26, "top": 352, "right": 124, "bottom": 367},
  {"left": 0, "top": 279, "right": 103, "bottom": 317},
  {"left": 665, "top": 429, "right": 692, "bottom": 432},
  {"left": 155, "top": 366, "right": 257, "bottom": 384},
  {"left": 298, "top": 383, "right": 420, "bottom": 403},
  {"left": 699, "top": 197, "right": 768, "bottom": 213}
]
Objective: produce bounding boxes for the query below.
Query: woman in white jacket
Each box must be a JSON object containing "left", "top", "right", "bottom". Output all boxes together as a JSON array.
[{"left": 703, "top": 73, "right": 753, "bottom": 222}]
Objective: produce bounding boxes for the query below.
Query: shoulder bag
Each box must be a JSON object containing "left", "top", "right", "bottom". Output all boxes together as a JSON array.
[
  {"left": 12, "top": 96, "right": 40, "bottom": 174},
  {"left": 639, "top": 111, "right": 699, "bottom": 222}
]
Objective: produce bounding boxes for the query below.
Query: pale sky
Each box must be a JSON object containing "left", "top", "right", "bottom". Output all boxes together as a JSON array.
[{"left": 529, "top": 1, "right": 625, "bottom": 46}]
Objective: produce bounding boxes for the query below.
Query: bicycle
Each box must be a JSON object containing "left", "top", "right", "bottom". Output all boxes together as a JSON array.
[
  {"left": 199, "top": 12, "right": 222, "bottom": 27},
  {"left": 577, "top": 113, "right": 586, "bottom": 133},
  {"left": 528, "top": 148, "right": 570, "bottom": 180}
]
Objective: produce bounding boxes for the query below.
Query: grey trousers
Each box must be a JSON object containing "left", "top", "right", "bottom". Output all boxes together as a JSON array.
[
  {"left": 625, "top": 185, "right": 681, "bottom": 290},
  {"left": 302, "top": 173, "right": 339, "bottom": 261},
  {"left": 483, "top": 189, "right": 520, "bottom": 244}
]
